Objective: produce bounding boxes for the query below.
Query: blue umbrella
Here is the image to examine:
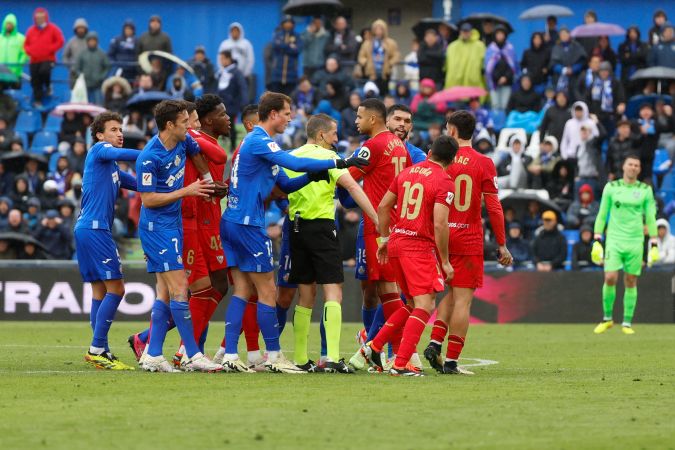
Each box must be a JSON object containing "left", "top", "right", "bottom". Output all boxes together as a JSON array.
[
  {"left": 126, "top": 91, "right": 172, "bottom": 113},
  {"left": 519, "top": 5, "right": 573, "bottom": 20}
]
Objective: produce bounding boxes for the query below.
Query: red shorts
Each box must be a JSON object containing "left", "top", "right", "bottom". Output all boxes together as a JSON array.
[
  {"left": 364, "top": 233, "right": 396, "bottom": 282},
  {"left": 183, "top": 226, "right": 227, "bottom": 285},
  {"left": 390, "top": 254, "right": 445, "bottom": 299},
  {"left": 449, "top": 254, "right": 484, "bottom": 289},
  {"left": 198, "top": 227, "right": 228, "bottom": 272}
]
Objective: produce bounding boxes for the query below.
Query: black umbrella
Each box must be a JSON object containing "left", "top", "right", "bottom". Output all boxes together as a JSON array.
[
  {"left": 126, "top": 91, "right": 172, "bottom": 114},
  {"left": 282, "top": 0, "right": 343, "bottom": 16},
  {"left": 460, "top": 13, "right": 513, "bottom": 34},
  {"left": 0, "top": 232, "right": 48, "bottom": 251},
  {"left": 412, "top": 18, "right": 458, "bottom": 40},
  {"left": 631, "top": 66, "right": 675, "bottom": 95},
  {"left": 0, "top": 151, "right": 48, "bottom": 173},
  {"left": 499, "top": 191, "right": 562, "bottom": 220},
  {"left": 123, "top": 130, "right": 148, "bottom": 149}
]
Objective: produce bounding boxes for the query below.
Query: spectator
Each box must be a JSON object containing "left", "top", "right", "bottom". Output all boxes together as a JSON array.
[
  {"left": 496, "top": 135, "right": 531, "bottom": 190},
  {"left": 480, "top": 19, "right": 496, "bottom": 47},
  {"left": 437, "top": 22, "right": 455, "bottom": 49},
  {"left": 23, "top": 197, "right": 42, "bottom": 235},
  {"left": 468, "top": 97, "right": 494, "bottom": 138},
  {"left": 219, "top": 22, "right": 255, "bottom": 78},
  {"left": 543, "top": 15, "right": 559, "bottom": 48},
  {"left": 301, "top": 17, "right": 329, "bottom": 79},
  {"left": 340, "top": 91, "right": 361, "bottom": 139},
  {"left": 410, "top": 78, "right": 444, "bottom": 130},
  {"left": 131, "top": 73, "right": 155, "bottom": 95},
  {"left": 591, "top": 36, "right": 617, "bottom": 70},
  {"left": 655, "top": 218, "right": 675, "bottom": 264},
  {"left": 166, "top": 68, "right": 194, "bottom": 101},
  {"left": 216, "top": 50, "right": 247, "bottom": 149},
  {"left": 485, "top": 25, "right": 518, "bottom": 111},
  {"left": 188, "top": 46, "right": 216, "bottom": 94},
  {"left": 655, "top": 101, "right": 675, "bottom": 157},
  {"left": 528, "top": 135, "right": 560, "bottom": 189},
  {"left": 444, "top": 23, "right": 486, "bottom": 91},
  {"left": 586, "top": 61, "right": 625, "bottom": 138},
  {"left": 357, "top": 19, "right": 400, "bottom": 95},
  {"left": 521, "top": 32, "right": 550, "bottom": 93},
  {"left": 269, "top": 16, "right": 301, "bottom": 95},
  {"left": 539, "top": 90, "right": 570, "bottom": 143},
  {"left": 648, "top": 10, "right": 668, "bottom": 46},
  {"left": 23, "top": 7, "right": 64, "bottom": 107},
  {"left": 402, "top": 38, "right": 419, "bottom": 83},
  {"left": 67, "top": 137, "right": 87, "bottom": 174},
  {"left": 102, "top": 77, "right": 131, "bottom": 113},
  {"left": 10, "top": 176, "right": 30, "bottom": 213},
  {"left": 560, "top": 101, "right": 598, "bottom": 160},
  {"left": 574, "top": 123, "right": 605, "bottom": 197},
  {"left": 607, "top": 119, "right": 639, "bottom": 180},
  {"left": 75, "top": 32, "right": 110, "bottom": 105},
  {"left": 63, "top": 18, "right": 88, "bottom": 86},
  {"left": 618, "top": 26, "right": 648, "bottom": 98},
  {"left": 0, "top": 13, "right": 27, "bottom": 88},
  {"left": 566, "top": 183, "right": 599, "bottom": 229},
  {"left": 548, "top": 160, "right": 575, "bottom": 209},
  {"left": 57, "top": 198, "right": 76, "bottom": 231},
  {"left": 59, "top": 111, "right": 86, "bottom": 144},
  {"left": 549, "top": 27, "right": 586, "bottom": 101},
  {"left": 148, "top": 57, "right": 167, "bottom": 90},
  {"left": 0, "top": 196, "right": 11, "bottom": 228},
  {"left": 108, "top": 20, "right": 138, "bottom": 81},
  {"left": 417, "top": 28, "right": 445, "bottom": 89},
  {"left": 531, "top": 210, "right": 567, "bottom": 271},
  {"left": 35, "top": 209, "right": 72, "bottom": 259},
  {"left": 394, "top": 81, "right": 411, "bottom": 106},
  {"left": 65, "top": 173, "right": 82, "bottom": 215},
  {"left": 339, "top": 209, "right": 360, "bottom": 266},
  {"left": 648, "top": 23, "right": 675, "bottom": 70},
  {"left": 506, "top": 222, "right": 532, "bottom": 268},
  {"left": 0, "top": 238, "right": 17, "bottom": 259},
  {"left": 507, "top": 75, "right": 541, "bottom": 114},
  {"left": 137, "top": 15, "right": 172, "bottom": 54},
  {"left": 39, "top": 179, "right": 60, "bottom": 211},
  {"left": 20, "top": 158, "right": 45, "bottom": 195},
  {"left": 4, "top": 208, "right": 27, "bottom": 234},
  {"left": 311, "top": 56, "right": 353, "bottom": 97},
  {"left": 572, "top": 224, "right": 599, "bottom": 270},
  {"left": 291, "top": 77, "right": 316, "bottom": 113},
  {"left": 0, "top": 117, "right": 17, "bottom": 151},
  {"left": 52, "top": 156, "right": 73, "bottom": 195},
  {"left": 17, "top": 241, "right": 49, "bottom": 260},
  {"left": 320, "top": 79, "right": 348, "bottom": 113},
  {"left": 576, "top": 54, "right": 601, "bottom": 101},
  {"left": 576, "top": 10, "right": 599, "bottom": 57},
  {"left": 324, "top": 16, "right": 358, "bottom": 70},
  {"left": 636, "top": 103, "right": 671, "bottom": 184},
  {"left": 503, "top": 207, "right": 517, "bottom": 229}
]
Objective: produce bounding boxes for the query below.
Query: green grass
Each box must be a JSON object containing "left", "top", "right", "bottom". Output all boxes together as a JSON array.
[{"left": 1, "top": 322, "right": 674, "bottom": 450}]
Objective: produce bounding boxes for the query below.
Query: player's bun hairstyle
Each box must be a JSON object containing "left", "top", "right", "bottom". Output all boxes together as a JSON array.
[
  {"left": 446, "top": 110, "right": 476, "bottom": 140},
  {"left": 153, "top": 99, "right": 187, "bottom": 131},
  {"left": 196, "top": 94, "right": 222, "bottom": 119},
  {"left": 359, "top": 98, "right": 386, "bottom": 121},
  {"left": 241, "top": 104, "right": 259, "bottom": 122},
  {"left": 306, "top": 113, "right": 337, "bottom": 140},
  {"left": 430, "top": 135, "right": 459, "bottom": 165},
  {"left": 386, "top": 103, "right": 412, "bottom": 118},
  {"left": 183, "top": 101, "right": 197, "bottom": 114},
  {"left": 90, "top": 111, "right": 123, "bottom": 143},
  {"left": 258, "top": 92, "right": 292, "bottom": 122}
]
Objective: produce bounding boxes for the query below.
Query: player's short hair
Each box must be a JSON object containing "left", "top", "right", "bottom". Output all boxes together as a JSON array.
[
  {"left": 623, "top": 154, "right": 641, "bottom": 164},
  {"left": 153, "top": 99, "right": 187, "bottom": 131},
  {"left": 429, "top": 135, "right": 459, "bottom": 165},
  {"left": 446, "top": 110, "right": 475, "bottom": 140},
  {"left": 241, "top": 104, "right": 259, "bottom": 122},
  {"left": 90, "top": 111, "right": 123, "bottom": 143},
  {"left": 196, "top": 94, "right": 222, "bottom": 119},
  {"left": 359, "top": 98, "right": 386, "bottom": 121},
  {"left": 306, "top": 114, "right": 337, "bottom": 140},
  {"left": 258, "top": 92, "right": 292, "bottom": 122},
  {"left": 386, "top": 104, "right": 412, "bottom": 118},
  {"left": 183, "top": 101, "right": 197, "bottom": 114}
]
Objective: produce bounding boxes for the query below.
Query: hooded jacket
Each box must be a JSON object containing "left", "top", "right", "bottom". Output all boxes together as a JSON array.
[
  {"left": 618, "top": 26, "right": 648, "bottom": 84},
  {"left": 63, "top": 18, "right": 88, "bottom": 65},
  {"left": 417, "top": 36, "right": 445, "bottom": 87},
  {"left": 444, "top": 28, "right": 486, "bottom": 90},
  {"left": 108, "top": 20, "right": 138, "bottom": 74},
  {"left": 301, "top": 24, "right": 329, "bottom": 69},
  {"left": 24, "top": 8, "right": 64, "bottom": 63},
  {"left": 357, "top": 20, "right": 400, "bottom": 80},
  {"left": 549, "top": 37, "right": 586, "bottom": 93},
  {"left": 75, "top": 32, "right": 110, "bottom": 89},
  {"left": 271, "top": 22, "right": 302, "bottom": 85},
  {"left": 507, "top": 77, "right": 541, "bottom": 113},
  {"left": 656, "top": 218, "right": 675, "bottom": 264},
  {"left": 538, "top": 93, "right": 570, "bottom": 143},
  {"left": 137, "top": 17, "right": 172, "bottom": 54},
  {"left": 531, "top": 225, "right": 567, "bottom": 268},
  {"left": 560, "top": 101, "right": 599, "bottom": 160},
  {"left": 648, "top": 24, "right": 675, "bottom": 68},
  {"left": 566, "top": 184, "right": 599, "bottom": 228},
  {"left": 218, "top": 22, "right": 255, "bottom": 77},
  {"left": 571, "top": 224, "right": 598, "bottom": 269},
  {"left": 0, "top": 14, "right": 27, "bottom": 77},
  {"left": 521, "top": 32, "right": 550, "bottom": 86}
]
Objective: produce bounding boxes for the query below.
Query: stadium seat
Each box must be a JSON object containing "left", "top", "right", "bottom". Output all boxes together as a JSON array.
[
  {"left": 490, "top": 110, "right": 506, "bottom": 132},
  {"left": 563, "top": 229, "right": 580, "bottom": 271},
  {"left": 670, "top": 215, "right": 675, "bottom": 233},
  {"left": 526, "top": 130, "right": 541, "bottom": 159},
  {"left": 29, "top": 130, "right": 58, "bottom": 154},
  {"left": 15, "top": 131, "right": 28, "bottom": 149},
  {"left": 14, "top": 110, "right": 41, "bottom": 135},
  {"left": 496, "top": 128, "right": 527, "bottom": 152},
  {"left": 43, "top": 114, "right": 63, "bottom": 133},
  {"left": 653, "top": 149, "right": 672, "bottom": 176},
  {"left": 48, "top": 151, "right": 63, "bottom": 173}
]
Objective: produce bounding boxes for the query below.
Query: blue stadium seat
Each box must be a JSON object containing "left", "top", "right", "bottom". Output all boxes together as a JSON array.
[
  {"left": 563, "top": 229, "right": 580, "bottom": 271},
  {"left": 653, "top": 149, "right": 672, "bottom": 176},
  {"left": 14, "top": 110, "right": 41, "bottom": 135},
  {"left": 670, "top": 215, "right": 675, "bottom": 233},
  {"left": 48, "top": 151, "right": 63, "bottom": 173},
  {"left": 15, "top": 131, "right": 28, "bottom": 149},
  {"left": 29, "top": 130, "right": 58, "bottom": 154},
  {"left": 490, "top": 110, "right": 506, "bottom": 132},
  {"left": 43, "top": 114, "right": 63, "bottom": 133}
]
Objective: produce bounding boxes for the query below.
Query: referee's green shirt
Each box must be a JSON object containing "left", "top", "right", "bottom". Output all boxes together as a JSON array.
[{"left": 286, "top": 144, "right": 349, "bottom": 220}]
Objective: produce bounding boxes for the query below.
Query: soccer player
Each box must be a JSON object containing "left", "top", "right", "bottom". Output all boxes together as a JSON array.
[
  {"left": 136, "top": 100, "right": 222, "bottom": 373},
  {"left": 76, "top": 112, "right": 140, "bottom": 370},
  {"left": 220, "top": 92, "right": 368, "bottom": 373},
  {"left": 424, "top": 111, "right": 512, "bottom": 375},
  {"left": 286, "top": 114, "right": 377, "bottom": 373},
  {"left": 367, "top": 136, "right": 458, "bottom": 376},
  {"left": 592, "top": 155, "right": 658, "bottom": 335}
]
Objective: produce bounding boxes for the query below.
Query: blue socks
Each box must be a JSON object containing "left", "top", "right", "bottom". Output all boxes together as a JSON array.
[
  {"left": 138, "top": 327, "right": 150, "bottom": 343},
  {"left": 199, "top": 324, "right": 208, "bottom": 354},
  {"left": 147, "top": 300, "right": 171, "bottom": 357},
  {"left": 320, "top": 309, "right": 327, "bottom": 357},
  {"left": 170, "top": 300, "right": 200, "bottom": 358},
  {"left": 276, "top": 305, "right": 289, "bottom": 335},
  {"left": 224, "top": 296, "right": 247, "bottom": 354},
  {"left": 90, "top": 298, "right": 102, "bottom": 332},
  {"left": 362, "top": 306, "right": 376, "bottom": 331},
  {"left": 366, "top": 304, "right": 385, "bottom": 342},
  {"left": 91, "top": 293, "right": 123, "bottom": 349},
  {"left": 258, "top": 303, "right": 281, "bottom": 352}
]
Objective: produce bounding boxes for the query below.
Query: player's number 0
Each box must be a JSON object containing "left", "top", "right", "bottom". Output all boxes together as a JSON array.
[{"left": 454, "top": 174, "right": 472, "bottom": 212}]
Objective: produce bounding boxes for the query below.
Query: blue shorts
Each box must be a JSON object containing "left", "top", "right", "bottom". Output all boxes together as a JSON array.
[
  {"left": 74, "top": 228, "right": 123, "bottom": 282},
  {"left": 139, "top": 227, "right": 184, "bottom": 273},
  {"left": 355, "top": 221, "right": 368, "bottom": 280},
  {"left": 221, "top": 220, "right": 274, "bottom": 273},
  {"left": 277, "top": 216, "right": 297, "bottom": 288}
]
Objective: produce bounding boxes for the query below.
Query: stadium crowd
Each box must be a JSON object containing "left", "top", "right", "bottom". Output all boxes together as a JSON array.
[{"left": 0, "top": 7, "right": 674, "bottom": 270}]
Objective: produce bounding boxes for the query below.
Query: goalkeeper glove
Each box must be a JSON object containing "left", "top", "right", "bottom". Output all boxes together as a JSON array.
[
  {"left": 591, "top": 240, "right": 604, "bottom": 265},
  {"left": 647, "top": 239, "right": 659, "bottom": 267},
  {"left": 335, "top": 157, "right": 369, "bottom": 170}
]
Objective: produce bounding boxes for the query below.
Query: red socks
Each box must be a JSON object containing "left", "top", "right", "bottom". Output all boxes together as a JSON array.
[
  {"left": 446, "top": 334, "right": 465, "bottom": 361},
  {"left": 371, "top": 304, "right": 412, "bottom": 353},
  {"left": 242, "top": 296, "right": 260, "bottom": 351},
  {"left": 189, "top": 286, "right": 222, "bottom": 344},
  {"left": 394, "top": 308, "right": 430, "bottom": 368},
  {"left": 430, "top": 319, "right": 448, "bottom": 344},
  {"left": 380, "top": 293, "right": 404, "bottom": 319}
]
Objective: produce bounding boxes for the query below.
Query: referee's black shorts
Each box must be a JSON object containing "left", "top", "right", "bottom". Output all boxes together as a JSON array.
[{"left": 288, "top": 218, "right": 344, "bottom": 285}]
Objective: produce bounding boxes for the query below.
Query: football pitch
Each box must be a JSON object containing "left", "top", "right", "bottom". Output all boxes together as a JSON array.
[{"left": 1, "top": 322, "right": 674, "bottom": 450}]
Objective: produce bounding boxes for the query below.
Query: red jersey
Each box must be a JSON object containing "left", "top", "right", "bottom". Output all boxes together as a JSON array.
[
  {"left": 348, "top": 130, "right": 409, "bottom": 235},
  {"left": 388, "top": 160, "right": 454, "bottom": 257},
  {"left": 446, "top": 146, "right": 498, "bottom": 255}
]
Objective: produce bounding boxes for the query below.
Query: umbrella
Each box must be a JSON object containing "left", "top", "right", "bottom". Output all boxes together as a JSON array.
[
  {"left": 0, "top": 63, "right": 19, "bottom": 83},
  {"left": 0, "top": 152, "right": 49, "bottom": 173},
  {"left": 519, "top": 4, "right": 573, "bottom": 20},
  {"left": 138, "top": 51, "right": 195, "bottom": 75},
  {"left": 570, "top": 22, "right": 625, "bottom": 37},
  {"left": 429, "top": 86, "right": 487, "bottom": 104},
  {"left": 122, "top": 130, "right": 148, "bottom": 149},
  {"left": 101, "top": 76, "right": 132, "bottom": 96},
  {"left": 0, "top": 232, "right": 48, "bottom": 251},
  {"left": 282, "top": 0, "right": 343, "bottom": 16},
  {"left": 459, "top": 13, "right": 513, "bottom": 34},
  {"left": 498, "top": 191, "right": 562, "bottom": 219},
  {"left": 126, "top": 91, "right": 172, "bottom": 114},
  {"left": 631, "top": 67, "right": 675, "bottom": 95},
  {"left": 625, "top": 94, "right": 672, "bottom": 118},
  {"left": 412, "top": 18, "right": 457, "bottom": 40},
  {"left": 51, "top": 102, "right": 107, "bottom": 117}
]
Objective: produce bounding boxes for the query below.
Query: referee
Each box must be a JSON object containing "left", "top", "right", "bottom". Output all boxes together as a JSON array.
[{"left": 286, "top": 113, "right": 378, "bottom": 373}]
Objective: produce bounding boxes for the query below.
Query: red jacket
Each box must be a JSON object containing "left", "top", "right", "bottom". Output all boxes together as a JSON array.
[{"left": 24, "top": 8, "right": 64, "bottom": 63}]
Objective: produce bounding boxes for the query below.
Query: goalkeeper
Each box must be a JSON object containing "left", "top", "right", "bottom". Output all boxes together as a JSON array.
[{"left": 591, "top": 155, "right": 658, "bottom": 335}]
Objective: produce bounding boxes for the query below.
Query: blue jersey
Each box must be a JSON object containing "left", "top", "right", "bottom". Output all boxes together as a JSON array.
[
  {"left": 406, "top": 142, "right": 427, "bottom": 164},
  {"left": 136, "top": 134, "right": 201, "bottom": 230},
  {"left": 224, "top": 126, "right": 338, "bottom": 228},
  {"left": 75, "top": 141, "right": 139, "bottom": 231}
]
